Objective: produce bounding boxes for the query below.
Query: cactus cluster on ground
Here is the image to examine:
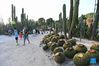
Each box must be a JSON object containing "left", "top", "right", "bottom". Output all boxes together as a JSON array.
[{"left": 41, "top": 33, "right": 99, "bottom": 65}]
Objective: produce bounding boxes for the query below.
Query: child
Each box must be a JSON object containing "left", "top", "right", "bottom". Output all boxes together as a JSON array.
[
  {"left": 19, "top": 31, "right": 23, "bottom": 39},
  {"left": 14, "top": 30, "right": 19, "bottom": 46},
  {"left": 23, "top": 31, "right": 30, "bottom": 46}
]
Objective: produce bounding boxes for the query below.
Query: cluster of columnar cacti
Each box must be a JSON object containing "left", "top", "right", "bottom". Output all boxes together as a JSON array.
[{"left": 11, "top": 4, "right": 18, "bottom": 29}]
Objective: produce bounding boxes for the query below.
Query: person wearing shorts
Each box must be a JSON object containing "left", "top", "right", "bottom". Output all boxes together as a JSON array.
[{"left": 14, "top": 30, "right": 19, "bottom": 46}]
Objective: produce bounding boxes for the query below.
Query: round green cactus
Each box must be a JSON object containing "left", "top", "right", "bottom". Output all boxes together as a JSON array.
[
  {"left": 85, "top": 50, "right": 99, "bottom": 62},
  {"left": 74, "top": 44, "right": 88, "bottom": 53},
  {"left": 73, "top": 53, "right": 90, "bottom": 66},
  {"left": 43, "top": 44, "right": 49, "bottom": 51},
  {"left": 66, "top": 39, "right": 76, "bottom": 47},
  {"left": 57, "top": 39, "right": 65, "bottom": 46},
  {"left": 50, "top": 42, "right": 58, "bottom": 51},
  {"left": 59, "top": 35, "right": 65, "bottom": 39},
  {"left": 47, "top": 41, "right": 52, "bottom": 48},
  {"left": 64, "top": 47, "right": 76, "bottom": 58},
  {"left": 43, "top": 38, "right": 50, "bottom": 44},
  {"left": 90, "top": 44, "right": 99, "bottom": 52},
  {"left": 63, "top": 43, "right": 70, "bottom": 49},
  {"left": 54, "top": 52, "right": 65, "bottom": 64},
  {"left": 51, "top": 36, "right": 59, "bottom": 42},
  {"left": 53, "top": 47, "right": 63, "bottom": 54}
]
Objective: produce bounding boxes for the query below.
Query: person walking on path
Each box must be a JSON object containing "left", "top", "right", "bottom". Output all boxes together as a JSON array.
[
  {"left": 23, "top": 27, "right": 30, "bottom": 46},
  {"left": 19, "top": 31, "right": 23, "bottom": 40},
  {"left": 14, "top": 29, "right": 19, "bottom": 46}
]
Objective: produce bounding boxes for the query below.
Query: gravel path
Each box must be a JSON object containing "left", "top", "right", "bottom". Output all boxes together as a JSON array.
[{"left": 0, "top": 34, "right": 56, "bottom": 66}]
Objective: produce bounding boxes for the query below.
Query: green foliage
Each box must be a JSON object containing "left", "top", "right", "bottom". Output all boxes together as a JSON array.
[
  {"left": 46, "top": 18, "right": 55, "bottom": 28},
  {"left": 85, "top": 13, "right": 94, "bottom": 18}
]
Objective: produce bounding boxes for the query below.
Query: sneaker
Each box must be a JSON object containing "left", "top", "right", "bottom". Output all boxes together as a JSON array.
[
  {"left": 23, "top": 44, "right": 25, "bottom": 46},
  {"left": 16, "top": 43, "right": 19, "bottom": 46}
]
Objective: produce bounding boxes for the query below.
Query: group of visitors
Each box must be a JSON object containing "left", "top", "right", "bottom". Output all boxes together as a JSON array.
[
  {"left": 14, "top": 27, "right": 47, "bottom": 46},
  {"left": 14, "top": 27, "right": 30, "bottom": 46}
]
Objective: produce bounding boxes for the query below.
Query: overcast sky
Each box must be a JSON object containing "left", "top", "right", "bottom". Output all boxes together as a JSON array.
[{"left": 0, "top": 0, "right": 95, "bottom": 24}]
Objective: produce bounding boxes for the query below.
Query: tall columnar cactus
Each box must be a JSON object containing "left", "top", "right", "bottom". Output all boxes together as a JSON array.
[
  {"left": 69, "top": 0, "right": 80, "bottom": 38},
  {"left": 68, "top": 0, "right": 73, "bottom": 31},
  {"left": 22, "top": 8, "right": 24, "bottom": 14},
  {"left": 11, "top": 4, "right": 14, "bottom": 21},
  {"left": 13, "top": 6, "right": 16, "bottom": 21},
  {"left": 21, "top": 8, "right": 26, "bottom": 28},
  {"left": 59, "top": 12, "right": 62, "bottom": 35},
  {"left": 63, "top": 4, "right": 67, "bottom": 38},
  {"left": 91, "top": 0, "right": 99, "bottom": 40}
]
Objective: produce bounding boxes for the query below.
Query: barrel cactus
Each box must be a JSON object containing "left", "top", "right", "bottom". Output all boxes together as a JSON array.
[
  {"left": 90, "top": 44, "right": 99, "bottom": 52},
  {"left": 51, "top": 36, "right": 59, "bottom": 42},
  {"left": 43, "top": 38, "right": 50, "bottom": 44},
  {"left": 64, "top": 47, "right": 76, "bottom": 58},
  {"left": 59, "top": 35, "right": 65, "bottom": 39},
  {"left": 63, "top": 43, "right": 71, "bottom": 49},
  {"left": 53, "top": 47, "right": 63, "bottom": 54},
  {"left": 43, "top": 44, "right": 49, "bottom": 51},
  {"left": 74, "top": 44, "right": 88, "bottom": 53},
  {"left": 55, "top": 33, "right": 59, "bottom": 36},
  {"left": 54, "top": 52, "right": 65, "bottom": 64},
  {"left": 73, "top": 53, "right": 90, "bottom": 66},
  {"left": 47, "top": 41, "right": 52, "bottom": 48},
  {"left": 50, "top": 42, "right": 58, "bottom": 51},
  {"left": 57, "top": 39, "right": 65, "bottom": 46},
  {"left": 66, "top": 39, "right": 76, "bottom": 47},
  {"left": 85, "top": 50, "right": 99, "bottom": 62}
]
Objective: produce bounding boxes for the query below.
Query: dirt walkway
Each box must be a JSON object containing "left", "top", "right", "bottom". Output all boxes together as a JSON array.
[{"left": 0, "top": 33, "right": 58, "bottom": 66}]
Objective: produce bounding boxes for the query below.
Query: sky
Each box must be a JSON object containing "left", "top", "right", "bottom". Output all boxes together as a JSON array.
[{"left": 0, "top": 0, "right": 95, "bottom": 24}]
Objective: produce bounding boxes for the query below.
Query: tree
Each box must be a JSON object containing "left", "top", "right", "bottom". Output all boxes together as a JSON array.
[
  {"left": 91, "top": 0, "right": 99, "bottom": 40},
  {"left": 38, "top": 18, "right": 45, "bottom": 30},
  {"left": 46, "top": 18, "right": 55, "bottom": 28}
]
